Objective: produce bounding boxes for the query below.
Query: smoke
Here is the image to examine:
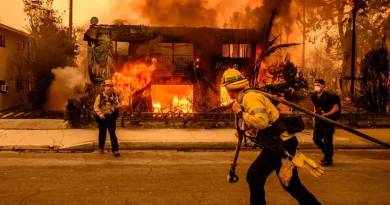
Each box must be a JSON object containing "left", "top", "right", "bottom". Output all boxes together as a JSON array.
[
  {"left": 45, "top": 66, "right": 86, "bottom": 112},
  {"left": 135, "top": 0, "right": 217, "bottom": 27},
  {"left": 108, "top": 0, "right": 261, "bottom": 28},
  {"left": 45, "top": 36, "right": 89, "bottom": 112}
]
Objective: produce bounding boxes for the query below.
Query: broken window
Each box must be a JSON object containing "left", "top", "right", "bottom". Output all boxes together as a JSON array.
[
  {"left": 222, "top": 44, "right": 251, "bottom": 58},
  {"left": 115, "top": 42, "right": 129, "bottom": 56}
]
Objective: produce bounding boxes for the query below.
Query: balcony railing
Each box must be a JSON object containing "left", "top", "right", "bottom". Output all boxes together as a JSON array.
[{"left": 153, "top": 55, "right": 194, "bottom": 68}]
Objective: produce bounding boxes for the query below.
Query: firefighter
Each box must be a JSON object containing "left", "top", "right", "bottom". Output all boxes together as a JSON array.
[
  {"left": 94, "top": 79, "right": 120, "bottom": 157},
  {"left": 221, "top": 68, "right": 322, "bottom": 205}
]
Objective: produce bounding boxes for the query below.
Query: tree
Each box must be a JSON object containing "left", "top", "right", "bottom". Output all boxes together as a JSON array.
[
  {"left": 360, "top": 37, "right": 389, "bottom": 113},
  {"left": 294, "top": 0, "right": 390, "bottom": 98},
  {"left": 6, "top": 51, "right": 30, "bottom": 104},
  {"left": 305, "top": 47, "right": 342, "bottom": 92},
  {"left": 23, "top": 0, "right": 79, "bottom": 110},
  {"left": 88, "top": 35, "right": 115, "bottom": 83}
]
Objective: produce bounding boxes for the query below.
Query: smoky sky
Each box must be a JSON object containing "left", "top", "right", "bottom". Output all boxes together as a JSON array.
[{"left": 137, "top": 0, "right": 218, "bottom": 27}]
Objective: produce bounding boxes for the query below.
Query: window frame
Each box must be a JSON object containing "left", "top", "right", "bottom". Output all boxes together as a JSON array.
[{"left": 222, "top": 43, "right": 251, "bottom": 58}]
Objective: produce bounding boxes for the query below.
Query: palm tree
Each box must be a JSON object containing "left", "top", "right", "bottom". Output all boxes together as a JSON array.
[{"left": 88, "top": 34, "right": 115, "bottom": 82}]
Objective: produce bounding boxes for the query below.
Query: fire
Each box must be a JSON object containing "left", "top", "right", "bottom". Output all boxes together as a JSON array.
[
  {"left": 112, "top": 58, "right": 157, "bottom": 106},
  {"left": 151, "top": 85, "right": 193, "bottom": 113},
  {"left": 220, "top": 86, "right": 233, "bottom": 106},
  {"left": 255, "top": 45, "right": 262, "bottom": 60}
]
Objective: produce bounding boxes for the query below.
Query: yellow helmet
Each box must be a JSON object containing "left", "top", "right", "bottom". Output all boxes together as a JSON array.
[{"left": 221, "top": 68, "right": 249, "bottom": 90}]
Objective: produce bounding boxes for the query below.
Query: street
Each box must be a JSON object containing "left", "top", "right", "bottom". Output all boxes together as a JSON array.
[{"left": 0, "top": 150, "right": 389, "bottom": 205}]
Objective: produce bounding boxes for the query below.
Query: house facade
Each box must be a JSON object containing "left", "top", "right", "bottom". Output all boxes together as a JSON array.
[
  {"left": 84, "top": 23, "right": 258, "bottom": 111},
  {"left": 0, "top": 23, "right": 30, "bottom": 111}
]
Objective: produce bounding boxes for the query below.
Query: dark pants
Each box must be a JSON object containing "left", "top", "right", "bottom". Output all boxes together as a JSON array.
[
  {"left": 246, "top": 136, "right": 321, "bottom": 205},
  {"left": 313, "top": 123, "right": 335, "bottom": 161},
  {"left": 97, "top": 114, "right": 119, "bottom": 152}
]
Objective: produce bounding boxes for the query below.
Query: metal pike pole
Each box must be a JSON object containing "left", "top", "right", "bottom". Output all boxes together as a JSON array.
[
  {"left": 227, "top": 112, "right": 244, "bottom": 183},
  {"left": 258, "top": 91, "right": 390, "bottom": 149}
]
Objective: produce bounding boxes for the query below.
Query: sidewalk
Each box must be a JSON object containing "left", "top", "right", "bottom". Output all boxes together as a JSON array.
[{"left": 0, "top": 127, "right": 389, "bottom": 151}]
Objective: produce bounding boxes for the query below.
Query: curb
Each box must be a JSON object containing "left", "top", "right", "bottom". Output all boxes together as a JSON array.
[{"left": 0, "top": 141, "right": 388, "bottom": 152}]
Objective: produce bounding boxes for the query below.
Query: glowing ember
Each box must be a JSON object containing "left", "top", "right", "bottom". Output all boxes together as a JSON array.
[
  {"left": 112, "top": 58, "right": 157, "bottom": 106},
  {"left": 220, "top": 86, "right": 233, "bottom": 106}
]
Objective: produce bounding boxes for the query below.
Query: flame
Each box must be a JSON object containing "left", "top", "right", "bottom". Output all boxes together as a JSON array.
[
  {"left": 151, "top": 85, "right": 193, "bottom": 113},
  {"left": 172, "top": 95, "right": 192, "bottom": 113},
  {"left": 153, "top": 102, "right": 161, "bottom": 112},
  {"left": 112, "top": 58, "right": 157, "bottom": 106},
  {"left": 152, "top": 95, "right": 192, "bottom": 113},
  {"left": 220, "top": 86, "right": 233, "bottom": 106},
  {"left": 255, "top": 45, "right": 262, "bottom": 60}
]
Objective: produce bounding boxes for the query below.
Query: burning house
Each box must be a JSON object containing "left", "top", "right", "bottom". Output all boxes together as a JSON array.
[{"left": 83, "top": 18, "right": 258, "bottom": 113}]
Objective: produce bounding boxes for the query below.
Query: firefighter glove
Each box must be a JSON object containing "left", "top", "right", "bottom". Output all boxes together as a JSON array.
[
  {"left": 292, "top": 151, "right": 325, "bottom": 177},
  {"left": 278, "top": 158, "right": 295, "bottom": 187}
]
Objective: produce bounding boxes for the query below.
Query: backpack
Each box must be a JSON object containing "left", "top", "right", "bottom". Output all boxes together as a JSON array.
[
  {"left": 239, "top": 88, "right": 305, "bottom": 134},
  {"left": 332, "top": 93, "right": 341, "bottom": 120}
]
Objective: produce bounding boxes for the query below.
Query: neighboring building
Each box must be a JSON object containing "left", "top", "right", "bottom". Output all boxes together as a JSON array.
[{"left": 0, "top": 23, "right": 30, "bottom": 111}]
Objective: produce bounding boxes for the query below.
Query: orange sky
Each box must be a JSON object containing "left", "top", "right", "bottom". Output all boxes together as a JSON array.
[{"left": 0, "top": 0, "right": 112, "bottom": 30}]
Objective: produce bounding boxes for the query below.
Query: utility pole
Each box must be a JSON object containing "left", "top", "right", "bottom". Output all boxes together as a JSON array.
[
  {"left": 351, "top": 7, "right": 357, "bottom": 100},
  {"left": 301, "top": 0, "right": 306, "bottom": 72},
  {"left": 68, "top": 0, "right": 73, "bottom": 38}
]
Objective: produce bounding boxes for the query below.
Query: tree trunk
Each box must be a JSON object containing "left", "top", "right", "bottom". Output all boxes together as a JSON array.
[{"left": 337, "top": 0, "right": 352, "bottom": 99}]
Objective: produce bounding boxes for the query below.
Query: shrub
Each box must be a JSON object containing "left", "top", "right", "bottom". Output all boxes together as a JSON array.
[{"left": 64, "top": 84, "right": 101, "bottom": 128}]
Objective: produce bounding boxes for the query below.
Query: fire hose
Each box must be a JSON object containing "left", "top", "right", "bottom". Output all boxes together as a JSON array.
[{"left": 228, "top": 90, "right": 390, "bottom": 183}]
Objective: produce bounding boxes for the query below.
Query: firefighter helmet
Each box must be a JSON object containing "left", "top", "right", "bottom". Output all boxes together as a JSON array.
[{"left": 221, "top": 68, "right": 249, "bottom": 90}]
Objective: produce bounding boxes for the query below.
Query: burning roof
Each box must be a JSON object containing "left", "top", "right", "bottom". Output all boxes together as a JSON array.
[{"left": 83, "top": 24, "right": 258, "bottom": 44}]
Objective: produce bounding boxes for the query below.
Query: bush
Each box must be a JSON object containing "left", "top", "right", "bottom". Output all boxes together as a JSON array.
[{"left": 64, "top": 84, "right": 101, "bottom": 128}]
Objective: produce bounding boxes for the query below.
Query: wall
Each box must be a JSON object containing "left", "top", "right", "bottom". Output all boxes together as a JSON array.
[{"left": 0, "top": 26, "right": 29, "bottom": 111}]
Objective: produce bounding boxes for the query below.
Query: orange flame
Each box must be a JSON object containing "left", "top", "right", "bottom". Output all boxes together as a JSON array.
[
  {"left": 255, "top": 45, "right": 262, "bottom": 60},
  {"left": 112, "top": 58, "right": 157, "bottom": 106},
  {"left": 220, "top": 86, "right": 233, "bottom": 106},
  {"left": 151, "top": 85, "right": 193, "bottom": 113}
]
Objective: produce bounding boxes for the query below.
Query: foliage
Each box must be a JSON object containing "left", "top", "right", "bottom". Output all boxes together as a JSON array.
[
  {"left": 88, "top": 35, "right": 115, "bottom": 82},
  {"left": 304, "top": 47, "right": 342, "bottom": 93},
  {"left": 6, "top": 51, "right": 30, "bottom": 104},
  {"left": 250, "top": 9, "right": 300, "bottom": 87},
  {"left": 22, "top": 0, "right": 79, "bottom": 109},
  {"left": 295, "top": 0, "right": 390, "bottom": 70},
  {"left": 260, "top": 56, "right": 309, "bottom": 103},
  {"left": 64, "top": 84, "right": 102, "bottom": 128},
  {"left": 360, "top": 38, "right": 389, "bottom": 113}
]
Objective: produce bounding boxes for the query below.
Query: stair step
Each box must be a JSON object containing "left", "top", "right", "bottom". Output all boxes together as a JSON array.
[
  {"left": 14, "top": 112, "right": 26, "bottom": 118},
  {"left": 2, "top": 112, "right": 15, "bottom": 119},
  {"left": 24, "top": 112, "right": 34, "bottom": 119}
]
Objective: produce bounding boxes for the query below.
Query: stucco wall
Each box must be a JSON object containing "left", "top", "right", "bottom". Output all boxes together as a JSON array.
[{"left": 0, "top": 26, "right": 29, "bottom": 111}]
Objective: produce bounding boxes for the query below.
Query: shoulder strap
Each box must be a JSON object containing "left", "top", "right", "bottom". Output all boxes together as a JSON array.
[
  {"left": 99, "top": 92, "right": 104, "bottom": 107},
  {"left": 237, "top": 88, "right": 262, "bottom": 104}
]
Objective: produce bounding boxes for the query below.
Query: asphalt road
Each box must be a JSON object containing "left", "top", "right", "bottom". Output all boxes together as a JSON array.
[{"left": 0, "top": 150, "right": 389, "bottom": 205}]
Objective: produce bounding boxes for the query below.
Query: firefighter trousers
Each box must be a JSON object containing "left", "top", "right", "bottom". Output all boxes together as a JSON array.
[
  {"left": 97, "top": 114, "right": 119, "bottom": 152},
  {"left": 246, "top": 136, "right": 321, "bottom": 205}
]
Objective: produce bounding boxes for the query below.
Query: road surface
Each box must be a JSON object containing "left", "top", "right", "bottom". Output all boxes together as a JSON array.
[{"left": 0, "top": 150, "right": 389, "bottom": 205}]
